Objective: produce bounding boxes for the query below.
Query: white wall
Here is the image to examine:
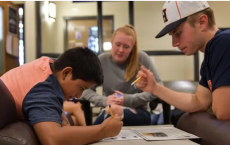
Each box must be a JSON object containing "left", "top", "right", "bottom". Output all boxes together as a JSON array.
[
  {"left": 25, "top": 1, "right": 36, "bottom": 62},
  {"left": 134, "top": 1, "right": 174, "bottom": 51},
  {"left": 41, "top": 1, "right": 98, "bottom": 53},
  {"left": 133, "top": 1, "right": 230, "bottom": 81},
  {"left": 41, "top": 1, "right": 129, "bottom": 53},
  {"left": 134, "top": 1, "right": 194, "bottom": 81},
  {"left": 30, "top": 1, "right": 230, "bottom": 81},
  {"left": 209, "top": 1, "right": 230, "bottom": 28},
  {"left": 40, "top": 1, "right": 57, "bottom": 53},
  {"left": 102, "top": 2, "right": 129, "bottom": 30}
]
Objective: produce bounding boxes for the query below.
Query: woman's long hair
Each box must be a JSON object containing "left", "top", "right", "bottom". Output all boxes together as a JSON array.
[{"left": 111, "top": 24, "right": 139, "bottom": 82}]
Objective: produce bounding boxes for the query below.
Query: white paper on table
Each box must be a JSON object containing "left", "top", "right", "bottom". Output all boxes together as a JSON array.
[
  {"left": 101, "top": 130, "right": 142, "bottom": 141},
  {"left": 131, "top": 126, "right": 199, "bottom": 141}
]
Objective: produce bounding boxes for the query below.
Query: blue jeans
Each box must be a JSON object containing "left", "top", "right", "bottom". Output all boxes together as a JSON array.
[
  {"left": 151, "top": 112, "right": 165, "bottom": 125},
  {"left": 151, "top": 108, "right": 185, "bottom": 125},
  {"left": 94, "top": 108, "right": 151, "bottom": 126}
]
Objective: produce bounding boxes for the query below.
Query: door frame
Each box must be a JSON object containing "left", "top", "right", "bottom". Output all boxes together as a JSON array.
[{"left": 63, "top": 15, "right": 114, "bottom": 52}]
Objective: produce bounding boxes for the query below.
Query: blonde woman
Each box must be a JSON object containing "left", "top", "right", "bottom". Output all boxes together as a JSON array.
[{"left": 82, "top": 25, "right": 163, "bottom": 125}]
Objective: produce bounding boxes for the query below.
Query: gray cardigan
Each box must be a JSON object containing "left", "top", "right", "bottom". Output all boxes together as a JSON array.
[{"left": 82, "top": 51, "right": 163, "bottom": 111}]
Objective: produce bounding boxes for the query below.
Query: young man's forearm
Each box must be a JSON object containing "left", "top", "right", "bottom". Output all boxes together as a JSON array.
[
  {"left": 41, "top": 124, "right": 107, "bottom": 145},
  {"left": 153, "top": 84, "right": 203, "bottom": 112}
]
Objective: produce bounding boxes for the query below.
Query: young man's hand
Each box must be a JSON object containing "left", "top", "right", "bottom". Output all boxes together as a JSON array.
[
  {"left": 136, "top": 65, "right": 157, "bottom": 94},
  {"left": 101, "top": 115, "right": 123, "bottom": 138}
]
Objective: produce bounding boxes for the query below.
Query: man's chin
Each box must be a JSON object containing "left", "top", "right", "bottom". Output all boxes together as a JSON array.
[{"left": 184, "top": 51, "right": 194, "bottom": 56}]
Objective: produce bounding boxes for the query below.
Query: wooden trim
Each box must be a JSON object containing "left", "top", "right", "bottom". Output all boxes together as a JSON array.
[
  {"left": 36, "top": 1, "right": 41, "bottom": 58},
  {"left": 0, "top": 2, "right": 20, "bottom": 73},
  {"left": 63, "top": 15, "right": 113, "bottom": 21},
  {"left": 145, "top": 50, "right": 184, "bottom": 56},
  {"left": 129, "top": 1, "right": 134, "bottom": 26},
  {"left": 40, "top": 53, "right": 60, "bottom": 58},
  {"left": 97, "top": 1, "right": 103, "bottom": 54}
]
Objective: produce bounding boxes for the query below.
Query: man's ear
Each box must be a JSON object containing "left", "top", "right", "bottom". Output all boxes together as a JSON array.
[
  {"left": 61, "top": 67, "right": 72, "bottom": 80},
  {"left": 198, "top": 14, "right": 209, "bottom": 31}
]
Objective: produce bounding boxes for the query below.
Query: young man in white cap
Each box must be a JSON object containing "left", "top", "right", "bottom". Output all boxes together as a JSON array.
[{"left": 136, "top": 1, "right": 230, "bottom": 120}]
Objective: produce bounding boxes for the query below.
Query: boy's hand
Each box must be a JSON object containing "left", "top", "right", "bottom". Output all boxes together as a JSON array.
[
  {"left": 61, "top": 111, "right": 70, "bottom": 126},
  {"left": 105, "top": 104, "right": 123, "bottom": 116},
  {"left": 136, "top": 65, "right": 156, "bottom": 93},
  {"left": 101, "top": 115, "right": 123, "bottom": 138}
]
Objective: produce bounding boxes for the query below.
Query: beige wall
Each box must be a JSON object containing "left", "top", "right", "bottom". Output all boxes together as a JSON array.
[
  {"left": 103, "top": 2, "right": 129, "bottom": 30},
  {"left": 134, "top": 1, "right": 194, "bottom": 81},
  {"left": 209, "top": 1, "right": 230, "bottom": 28},
  {"left": 41, "top": 1, "right": 97, "bottom": 53},
  {"left": 41, "top": 1, "right": 129, "bottom": 53},
  {"left": 25, "top": 1, "right": 230, "bottom": 81},
  {"left": 25, "top": 1, "right": 36, "bottom": 63},
  {"left": 135, "top": 1, "right": 173, "bottom": 51},
  {"left": 40, "top": 1, "right": 57, "bottom": 53}
]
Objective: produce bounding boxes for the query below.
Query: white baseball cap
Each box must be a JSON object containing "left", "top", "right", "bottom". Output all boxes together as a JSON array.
[{"left": 155, "top": 1, "right": 210, "bottom": 38}]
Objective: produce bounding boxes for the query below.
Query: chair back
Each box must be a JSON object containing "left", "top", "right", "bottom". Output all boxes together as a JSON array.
[
  {"left": 149, "top": 80, "right": 198, "bottom": 124},
  {"left": 0, "top": 79, "right": 16, "bottom": 129}
]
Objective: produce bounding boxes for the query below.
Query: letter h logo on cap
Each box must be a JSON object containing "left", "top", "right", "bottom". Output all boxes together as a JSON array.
[
  {"left": 162, "top": 8, "right": 168, "bottom": 23},
  {"left": 156, "top": 1, "right": 210, "bottom": 38}
]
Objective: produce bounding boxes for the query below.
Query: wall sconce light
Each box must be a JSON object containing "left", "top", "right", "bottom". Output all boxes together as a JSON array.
[
  {"left": 49, "top": 2, "right": 56, "bottom": 21},
  {"left": 103, "top": 42, "right": 112, "bottom": 51}
]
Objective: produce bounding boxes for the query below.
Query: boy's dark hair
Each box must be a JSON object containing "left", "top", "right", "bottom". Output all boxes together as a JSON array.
[{"left": 53, "top": 47, "right": 103, "bottom": 85}]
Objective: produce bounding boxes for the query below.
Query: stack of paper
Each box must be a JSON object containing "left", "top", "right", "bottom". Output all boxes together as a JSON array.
[
  {"left": 101, "top": 130, "right": 142, "bottom": 141},
  {"left": 131, "top": 126, "right": 199, "bottom": 141},
  {"left": 100, "top": 126, "right": 199, "bottom": 142}
]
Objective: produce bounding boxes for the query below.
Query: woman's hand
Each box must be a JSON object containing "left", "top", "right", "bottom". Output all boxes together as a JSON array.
[{"left": 106, "top": 91, "right": 124, "bottom": 106}]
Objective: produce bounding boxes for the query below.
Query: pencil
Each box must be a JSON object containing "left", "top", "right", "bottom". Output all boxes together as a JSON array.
[
  {"left": 131, "top": 63, "right": 144, "bottom": 86},
  {"left": 109, "top": 104, "right": 114, "bottom": 118},
  {"left": 131, "top": 76, "right": 142, "bottom": 85}
]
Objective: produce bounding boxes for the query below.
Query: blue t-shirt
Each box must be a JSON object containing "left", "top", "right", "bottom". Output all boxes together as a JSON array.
[
  {"left": 22, "top": 74, "right": 64, "bottom": 126},
  {"left": 199, "top": 29, "right": 230, "bottom": 92}
]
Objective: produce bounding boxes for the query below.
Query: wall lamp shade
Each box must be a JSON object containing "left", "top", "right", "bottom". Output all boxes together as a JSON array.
[{"left": 49, "top": 2, "right": 56, "bottom": 19}]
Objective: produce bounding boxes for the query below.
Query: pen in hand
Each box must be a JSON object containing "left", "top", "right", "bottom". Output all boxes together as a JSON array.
[{"left": 131, "top": 63, "right": 144, "bottom": 86}]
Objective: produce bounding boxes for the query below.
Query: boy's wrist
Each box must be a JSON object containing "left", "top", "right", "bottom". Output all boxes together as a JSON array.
[{"left": 98, "top": 124, "right": 109, "bottom": 138}]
